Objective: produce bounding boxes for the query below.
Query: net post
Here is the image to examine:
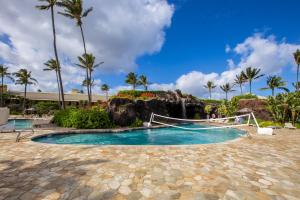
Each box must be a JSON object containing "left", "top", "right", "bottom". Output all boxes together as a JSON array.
[
  {"left": 251, "top": 112, "right": 260, "bottom": 128},
  {"left": 247, "top": 113, "right": 251, "bottom": 126}
]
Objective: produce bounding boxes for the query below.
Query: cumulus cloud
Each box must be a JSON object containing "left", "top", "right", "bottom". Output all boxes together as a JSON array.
[
  {"left": 0, "top": 0, "right": 174, "bottom": 92},
  {"left": 146, "top": 34, "right": 300, "bottom": 99}
]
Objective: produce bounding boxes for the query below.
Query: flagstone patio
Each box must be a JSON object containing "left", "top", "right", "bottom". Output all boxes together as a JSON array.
[{"left": 0, "top": 127, "right": 300, "bottom": 200}]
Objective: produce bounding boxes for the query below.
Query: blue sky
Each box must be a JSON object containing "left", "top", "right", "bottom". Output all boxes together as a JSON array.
[{"left": 0, "top": 0, "right": 300, "bottom": 98}]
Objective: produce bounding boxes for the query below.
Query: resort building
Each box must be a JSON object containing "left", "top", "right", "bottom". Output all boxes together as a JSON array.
[{"left": 8, "top": 90, "right": 107, "bottom": 106}]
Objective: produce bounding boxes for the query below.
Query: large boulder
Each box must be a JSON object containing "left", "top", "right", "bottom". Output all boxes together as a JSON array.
[
  {"left": 107, "top": 97, "right": 205, "bottom": 126},
  {"left": 238, "top": 99, "right": 272, "bottom": 120}
]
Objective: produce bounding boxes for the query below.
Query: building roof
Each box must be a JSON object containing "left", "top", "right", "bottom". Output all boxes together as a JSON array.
[{"left": 10, "top": 91, "right": 106, "bottom": 102}]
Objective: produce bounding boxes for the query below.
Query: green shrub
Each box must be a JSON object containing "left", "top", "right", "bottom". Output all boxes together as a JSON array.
[
  {"left": 259, "top": 121, "right": 282, "bottom": 128},
  {"left": 52, "top": 108, "right": 113, "bottom": 129},
  {"left": 35, "top": 101, "right": 60, "bottom": 116},
  {"left": 130, "top": 118, "right": 143, "bottom": 128},
  {"left": 199, "top": 99, "right": 222, "bottom": 104}
]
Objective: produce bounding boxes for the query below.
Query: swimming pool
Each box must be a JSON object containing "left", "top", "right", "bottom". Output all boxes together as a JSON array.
[
  {"left": 8, "top": 119, "right": 32, "bottom": 129},
  {"left": 32, "top": 124, "right": 245, "bottom": 145}
]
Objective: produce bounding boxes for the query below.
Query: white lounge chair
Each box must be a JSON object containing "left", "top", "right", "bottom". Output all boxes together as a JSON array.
[{"left": 284, "top": 123, "right": 296, "bottom": 129}]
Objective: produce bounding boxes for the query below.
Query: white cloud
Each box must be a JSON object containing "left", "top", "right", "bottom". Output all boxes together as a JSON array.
[
  {"left": 0, "top": 0, "right": 174, "bottom": 92},
  {"left": 144, "top": 34, "right": 300, "bottom": 99}
]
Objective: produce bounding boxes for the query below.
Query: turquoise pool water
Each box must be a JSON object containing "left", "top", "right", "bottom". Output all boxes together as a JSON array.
[
  {"left": 8, "top": 119, "right": 32, "bottom": 129},
  {"left": 33, "top": 124, "right": 245, "bottom": 145}
]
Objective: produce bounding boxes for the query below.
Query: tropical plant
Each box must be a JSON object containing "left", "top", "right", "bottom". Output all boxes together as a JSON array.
[
  {"left": 267, "top": 92, "right": 300, "bottom": 125},
  {"left": 125, "top": 72, "right": 139, "bottom": 90},
  {"left": 293, "top": 82, "right": 300, "bottom": 91},
  {"left": 58, "top": 0, "right": 93, "bottom": 101},
  {"left": 204, "top": 81, "right": 216, "bottom": 99},
  {"left": 234, "top": 73, "right": 246, "bottom": 94},
  {"left": 293, "top": 49, "right": 300, "bottom": 91},
  {"left": 260, "top": 75, "right": 289, "bottom": 96},
  {"left": 52, "top": 108, "right": 113, "bottom": 129},
  {"left": 139, "top": 75, "right": 149, "bottom": 91},
  {"left": 76, "top": 53, "right": 103, "bottom": 103},
  {"left": 220, "top": 83, "right": 235, "bottom": 100},
  {"left": 0, "top": 65, "right": 14, "bottom": 107},
  {"left": 101, "top": 84, "right": 109, "bottom": 101},
  {"left": 241, "top": 67, "right": 264, "bottom": 94},
  {"left": 204, "top": 105, "right": 212, "bottom": 118},
  {"left": 14, "top": 69, "right": 38, "bottom": 113},
  {"left": 43, "top": 59, "right": 62, "bottom": 106},
  {"left": 36, "top": 0, "right": 65, "bottom": 109}
]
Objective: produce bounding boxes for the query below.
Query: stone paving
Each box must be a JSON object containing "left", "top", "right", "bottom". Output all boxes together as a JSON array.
[{"left": 0, "top": 127, "right": 300, "bottom": 200}]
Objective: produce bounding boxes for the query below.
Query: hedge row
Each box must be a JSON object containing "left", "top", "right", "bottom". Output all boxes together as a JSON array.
[{"left": 52, "top": 108, "right": 113, "bottom": 129}]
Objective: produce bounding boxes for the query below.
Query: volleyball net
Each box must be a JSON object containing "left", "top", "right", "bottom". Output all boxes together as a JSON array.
[{"left": 148, "top": 112, "right": 260, "bottom": 131}]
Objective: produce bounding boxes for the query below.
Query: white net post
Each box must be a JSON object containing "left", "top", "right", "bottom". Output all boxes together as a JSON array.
[
  {"left": 251, "top": 112, "right": 260, "bottom": 128},
  {"left": 247, "top": 114, "right": 251, "bottom": 126}
]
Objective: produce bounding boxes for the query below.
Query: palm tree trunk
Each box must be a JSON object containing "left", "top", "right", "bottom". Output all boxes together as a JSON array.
[
  {"left": 51, "top": 6, "right": 65, "bottom": 109},
  {"left": 209, "top": 88, "right": 211, "bottom": 99},
  {"left": 106, "top": 91, "right": 108, "bottom": 101},
  {"left": 145, "top": 85, "right": 148, "bottom": 91},
  {"left": 272, "top": 88, "right": 275, "bottom": 96},
  {"left": 1, "top": 75, "right": 3, "bottom": 107},
  {"left": 249, "top": 80, "right": 252, "bottom": 94},
  {"left": 55, "top": 71, "right": 61, "bottom": 107},
  {"left": 297, "top": 64, "right": 299, "bottom": 91},
  {"left": 89, "top": 70, "right": 92, "bottom": 103},
  {"left": 133, "top": 84, "right": 135, "bottom": 91},
  {"left": 23, "top": 84, "right": 27, "bottom": 114},
  {"left": 79, "top": 24, "right": 91, "bottom": 105},
  {"left": 240, "top": 84, "right": 243, "bottom": 94},
  {"left": 225, "top": 92, "right": 228, "bottom": 101}
]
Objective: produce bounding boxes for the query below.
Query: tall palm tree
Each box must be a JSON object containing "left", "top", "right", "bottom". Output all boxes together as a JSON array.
[
  {"left": 0, "top": 65, "right": 14, "bottom": 107},
  {"left": 293, "top": 49, "right": 300, "bottom": 91},
  {"left": 58, "top": 0, "right": 93, "bottom": 99},
  {"left": 36, "top": 0, "right": 65, "bottom": 109},
  {"left": 76, "top": 53, "right": 103, "bottom": 104},
  {"left": 101, "top": 84, "right": 109, "bottom": 101},
  {"left": 234, "top": 73, "right": 246, "bottom": 94},
  {"left": 203, "top": 81, "right": 216, "bottom": 99},
  {"left": 220, "top": 83, "right": 235, "bottom": 100},
  {"left": 292, "top": 82, "right": 300, "bottom": 91},
  {"left": 14, "top": 69, "right": 38, "bottom": 113},
  {"left": 43, "top": 59, "right": 61, "bottom": 106},
  {"left": 241, "top": 67, "right": 264, "bottom": 94},
  {"left": 139, "top": 75, "right": 149, "bottom": 91},
  {"left": 261, "top": 76, "right": 289, "bottom": 96},
  {"left": 126, "top": 72, "right": 139, "bottom": 91}
]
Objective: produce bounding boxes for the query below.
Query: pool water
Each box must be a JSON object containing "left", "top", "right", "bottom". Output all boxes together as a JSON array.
[
  {"left": 33, "top": 124, "right": 245, "bottom": 145},
  {"left": 8, "top": 119, "right": 32, "bottom": 129}
]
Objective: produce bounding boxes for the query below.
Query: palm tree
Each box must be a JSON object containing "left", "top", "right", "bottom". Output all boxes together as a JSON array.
[
  {"left": 293, "top": 49, "right": 300, "bottom": 91},
  {"left": 241, "top": 67, "right": 264, "bottom": 94},
  {"left": 58, "top": 0, "right": 93, "bottom": 100},
  {"left": 14, "top": 69, "right": 38, "bottom": 113},
  {"left": 76, "top": 53, "right": 103, "bottom": 104},
  {"left": 101, "top": 84, "right": 109, "bottom": 101},
  {"left": 126, "top": 72, "right": 139, "bottom": 90},
  {"left": 234, "top": 73, "right": 246, "bottom": 94},
  {"left": 139, "top": 75, "right": 149, "bottom": 91},
  {"left": 261, "top": 76, "right": 289, "bottom": 96},
  {"left": 220, "top": 83, "right": 235, "bottom": 100},
  {"left": 292, "top": 82, "right": 300, "bottom": 91},
  {"left": 36, "top": 0, "right": 65, "bottom": 109},
  {"left": 0, "top": 65, "right": 14, "bottom": 107},
  {"left": 43, "top": 59, "right": 62, "bottom": 106},
  {"left": 203, "top": 81, "right": 216, "bottom": 99}
]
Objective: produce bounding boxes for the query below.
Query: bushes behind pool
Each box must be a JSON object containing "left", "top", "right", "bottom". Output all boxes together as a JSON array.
[{"left": 52, "top": 108, "right": 113, "bottom": 129}]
